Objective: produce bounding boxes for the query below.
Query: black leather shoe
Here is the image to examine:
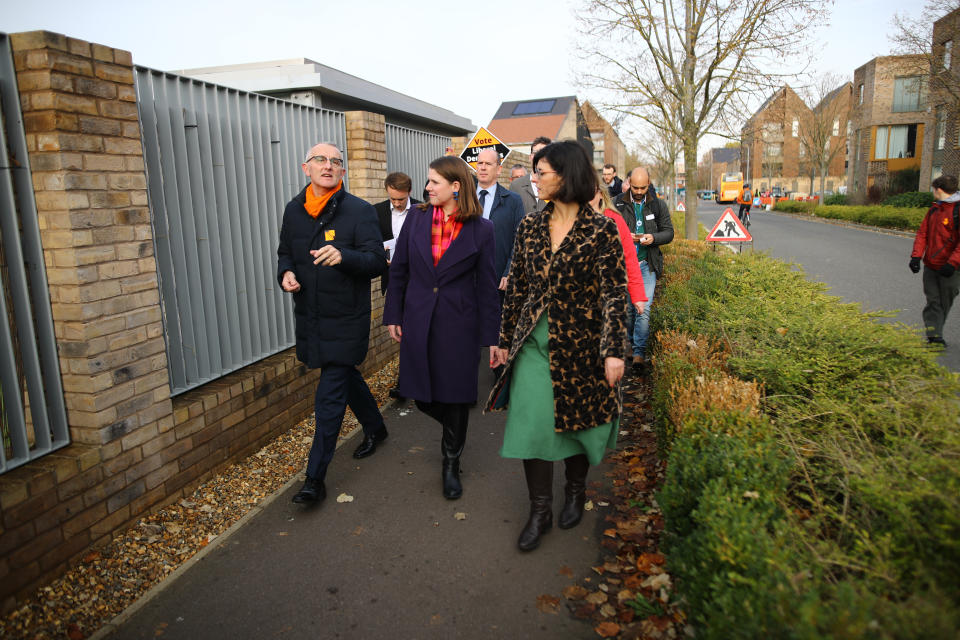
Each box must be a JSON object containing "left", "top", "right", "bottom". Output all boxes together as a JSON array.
[
  {"left": 292, "top": 477, "right": 325, "bottom": 504},
  {"left": 352, "top": 427, "right": 388, "bottom": 459},
  {"left": 388, "top": 387, "right": 405, "bottom": 400}
]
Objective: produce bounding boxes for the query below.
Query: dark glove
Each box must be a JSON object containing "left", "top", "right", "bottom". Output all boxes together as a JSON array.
[
  {"left": 939, "top": 263, "right": 956, "bottom": 278},
  {"left": 908, "top": 257, "right": 921, "bottom": 273}
]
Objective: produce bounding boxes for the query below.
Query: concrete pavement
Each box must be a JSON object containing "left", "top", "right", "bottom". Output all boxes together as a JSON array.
[{"left": 97, "top": 369, "right": 611, "bottom": 639}]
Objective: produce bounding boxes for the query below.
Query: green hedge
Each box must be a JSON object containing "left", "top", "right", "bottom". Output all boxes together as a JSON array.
[
  {"left": 772, "top": 201, "right": 926, "bottom": 231},
  {"left": 650, "top": 240, "right": 960, "bottom": 638},
  {"left": 883, "top": 191, "right": 934, "bottom": 208}
]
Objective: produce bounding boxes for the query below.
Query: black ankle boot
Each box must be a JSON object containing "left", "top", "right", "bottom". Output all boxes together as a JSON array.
[
  {"left": 439, "top": 404, "right": 468, "bottom": 499},
  {"left": 518, "top": 459, "right": 553, "bottom": 551},
  {"left": 442, "top": 458, "right": 462, "bottom": 499},
  {"left": 558, "top": 454, "right": 589, "bottom": 529}
]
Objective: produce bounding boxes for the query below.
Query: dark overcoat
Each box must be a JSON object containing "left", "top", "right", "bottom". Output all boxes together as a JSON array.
[
  {"left": 486, "top": 184, "right": 526, "bottom": 280},
  {"left": 383, "top": 206, "right": 500, "bottom": 404},
  {"left": 276, "top": 186, "right": 387, "bottom": 368},
  {"left": 611, "top": 185, "right": 674, "bottom": 277},
  {"left": 485, "top": 203, "right": 629, "bottom": 432}
]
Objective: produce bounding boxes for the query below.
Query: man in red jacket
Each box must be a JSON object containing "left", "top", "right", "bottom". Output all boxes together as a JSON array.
[{"left": 910, "top": 175, "right": 960, "bottom": 346}]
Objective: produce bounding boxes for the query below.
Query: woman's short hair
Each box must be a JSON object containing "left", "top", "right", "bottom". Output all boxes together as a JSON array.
[
  {"left": 422, "top": 156, "right": 481, "bottom": 221},
  {"left": 533, "top": 141, "right": 599, "bottom": 205}
]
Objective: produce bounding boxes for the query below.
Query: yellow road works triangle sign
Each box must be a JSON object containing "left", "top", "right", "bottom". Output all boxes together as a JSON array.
[{"left": 706, "top": 208, "right": 753, "bottom": 242}]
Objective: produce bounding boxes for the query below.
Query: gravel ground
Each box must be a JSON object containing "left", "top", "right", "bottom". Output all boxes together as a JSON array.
[{"left": 0, "top": 359, "right": 400, "bottom": 640}]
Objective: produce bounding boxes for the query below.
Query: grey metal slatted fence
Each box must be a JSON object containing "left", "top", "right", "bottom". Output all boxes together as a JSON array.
[
  {"left": 135, "top": 67, "right": 347, "bottom": 395},
  {"left": 385, "top": 124, "right": 450, "bottom": 197},
  {"left": 0, "top": 33, "right": 70, "bottom": 474}
]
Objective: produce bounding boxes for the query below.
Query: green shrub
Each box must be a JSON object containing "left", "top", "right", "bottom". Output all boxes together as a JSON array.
[
  {"left": 823, "top": 194, "right": 848, "bottom": 205},
  {"left": 770, "top": 202, "right": 927, "bottom": 231},
  {"left": 882, "top": 191, "right": 934, "bottom": 208},
  {"left": 773, "top": 200, "right": 816, "bottom": 214},
  {"left": 650, "top": 240, "right": 960, "bottom": 638}
]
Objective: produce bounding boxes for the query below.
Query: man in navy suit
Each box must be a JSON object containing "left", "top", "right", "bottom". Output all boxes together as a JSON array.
[
  {"left": 475, "top": 148, "right": 525, "bottom": 299},
  {"left": 509, "top": 136, "right": 551, "bottom": 215}
]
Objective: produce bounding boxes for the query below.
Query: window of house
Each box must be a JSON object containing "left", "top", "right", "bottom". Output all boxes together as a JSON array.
[
  {"left": 765, "top": 143, "right": 781, "bottom": 157},
  {"left": 933, "top": 165, "right": 943, "bottom": 180},
  {"left": 945, "top": 40, "right": 953, "bottom": 69},
  {"left": 792, "top": 119, "right": 798, "bottom": 136},
  {"left": 873, "top": 124, "right": 919, "bottom": 159},
  {"left": 936, "top": 108, "right": 946, "bottom": 150},
  {"left": 847, "top": 121, "right": 852, "bottom": 136},
  {"left": 892, "top": 76, "right": 924, "bottom": 112},
  {"left": 855, "top": 130, "right": 861, "bottom": 164},
  {"left": 799, "top": 144, "right": 806, "bottom": 158},
  {"left": 858, "top": 84, "right": 863, "bottom": 104},
  {"left": 832, "top": 119, "right": 840, "bottom": 136}
]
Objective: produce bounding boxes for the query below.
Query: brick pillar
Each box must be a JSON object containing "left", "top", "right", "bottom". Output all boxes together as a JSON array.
[
  {"left": 10, "top": 30, "right": 173, "bottom": 447},
  {"left": 344, "top": 111, "right": 387, "bottom": 204}
]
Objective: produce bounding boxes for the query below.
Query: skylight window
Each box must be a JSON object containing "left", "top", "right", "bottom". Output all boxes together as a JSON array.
[{"left": 512, "top": 100, "right": 556, "bottom": 115}]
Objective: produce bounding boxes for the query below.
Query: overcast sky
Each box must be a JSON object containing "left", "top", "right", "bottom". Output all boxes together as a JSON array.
[{"left": 4, "top": 0, "right": 927, "bottom": 156}]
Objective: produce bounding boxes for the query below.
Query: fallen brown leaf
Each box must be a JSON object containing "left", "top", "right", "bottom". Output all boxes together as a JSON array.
[
  {"left": 536, "top": 594, "right": 560, "bottom": 614},
  {"left": 594, "top": 621, "right": 620, "bottom": 637}
]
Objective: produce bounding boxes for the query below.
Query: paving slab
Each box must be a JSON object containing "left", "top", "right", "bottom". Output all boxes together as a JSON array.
[{"left": 99, "top": 370, "right": 611, "bottom": 639}]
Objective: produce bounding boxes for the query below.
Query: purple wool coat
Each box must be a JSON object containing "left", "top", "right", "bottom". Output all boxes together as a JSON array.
[{"left": 383, "top": 206, "right": 500, "bottom": 404}]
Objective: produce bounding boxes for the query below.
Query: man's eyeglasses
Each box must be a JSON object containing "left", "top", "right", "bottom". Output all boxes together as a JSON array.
[{"left": 308, "top": 155, "right": 343, "bottom": 168}]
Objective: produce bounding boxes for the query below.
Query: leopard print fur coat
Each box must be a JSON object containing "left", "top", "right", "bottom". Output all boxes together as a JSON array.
[{"left": 486, "top": 203, "right": 629, "bottom": 432}]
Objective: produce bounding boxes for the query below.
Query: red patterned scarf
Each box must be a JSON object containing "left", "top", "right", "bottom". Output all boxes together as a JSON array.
[{"left": 430, "top": 206, "right": 463, "bottom": 266}]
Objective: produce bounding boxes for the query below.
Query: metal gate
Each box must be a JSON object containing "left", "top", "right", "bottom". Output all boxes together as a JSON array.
[
  {"left": 0, "top": 33, "right": 70, "bottom": 474},
  {"left": 386, "top": 124, "right": 450, "bottom": 198},
  {"left": 135, "top": 67, "right": 348, "bottom": 395}
]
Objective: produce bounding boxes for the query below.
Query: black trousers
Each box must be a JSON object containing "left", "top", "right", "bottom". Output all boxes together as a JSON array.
[{"left": 306, "top": 364, "right": 385, "bottom": 481}]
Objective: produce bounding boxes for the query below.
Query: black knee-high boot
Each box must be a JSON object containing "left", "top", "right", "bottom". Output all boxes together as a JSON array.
[
  {"left": 440, "top": 404, "right": 468, "bottom": 499},
  {"left": 518, "top": 459, "right": 553, "bottom": 551},
  {"left": 558, "top": 454, "right": 589, "bottom": 529}
]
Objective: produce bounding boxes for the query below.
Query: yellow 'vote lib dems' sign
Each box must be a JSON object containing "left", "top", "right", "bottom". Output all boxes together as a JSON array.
[{"left": 460, "top": 127, "right": 512, "bottom": 171}]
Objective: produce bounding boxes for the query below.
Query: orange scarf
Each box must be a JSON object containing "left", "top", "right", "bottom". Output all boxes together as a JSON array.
[{"left": 304, "top": 181, "right": 342, "bottom": 218}]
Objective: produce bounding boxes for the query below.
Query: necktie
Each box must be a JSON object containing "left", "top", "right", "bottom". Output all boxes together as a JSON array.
[{"left": 479, "top": 189, "right": 488, "bottom": 209}]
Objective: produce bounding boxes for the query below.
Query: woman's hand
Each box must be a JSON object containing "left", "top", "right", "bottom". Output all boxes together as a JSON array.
[
  {"left": 634, "top": 300, "right": 644, "bottom": 315},
  {"left": 387, "top": 325, "right": 402, "bottom": 343},
  {"left": 604, "top": 357, "right": 624, "bottom": 388},
  {"left": 490, "top": 346, "right": 508, "bottom": 368}
]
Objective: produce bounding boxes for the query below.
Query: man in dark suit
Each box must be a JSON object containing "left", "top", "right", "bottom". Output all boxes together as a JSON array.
[
  {"left": 373, "top": 172, "right": 420, "bottom": 294},
  {"left": 475, "top": 148, "right": 525, "bottom": 296},
  {"left": 509, "top": 136, "right": 551, "bottom": 214},
  {"left": 601, "top": 164, "right": 623, "bottom": 198},
  {"left": 373, "top": 172, "right": 419, "bottom": 406},
  {"left": 277, "top": 142, "right": 388, "bottom": 505}
]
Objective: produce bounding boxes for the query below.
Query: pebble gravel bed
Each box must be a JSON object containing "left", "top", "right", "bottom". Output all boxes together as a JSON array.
[{"left": 0, "top": 359, "right": 399, "bottom": 640}]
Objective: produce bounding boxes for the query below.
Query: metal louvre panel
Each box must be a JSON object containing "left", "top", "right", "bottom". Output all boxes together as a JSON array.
[
  {"left": 0, "top": 33, "right": 69, "bottom": 474},
  {"left": 385, "top": 124, "right": 450, "bottom": 198},
  {"left": 135, "top": 67, "right": 346, "bottom": 395}
]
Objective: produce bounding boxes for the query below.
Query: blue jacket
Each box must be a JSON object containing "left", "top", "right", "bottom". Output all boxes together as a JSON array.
[{"left": 483, "top": 183, "right": 526, "bottom": 280}]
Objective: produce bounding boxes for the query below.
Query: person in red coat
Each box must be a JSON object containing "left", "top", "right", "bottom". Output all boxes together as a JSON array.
[
  {"left": 383, "top": 156, "right": 500, "bottom": 499},
  {"left": 909, "top": 174, "right": 960, "bottom": 346}
]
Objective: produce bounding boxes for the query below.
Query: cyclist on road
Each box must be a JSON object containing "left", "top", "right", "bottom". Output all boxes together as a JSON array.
[{"left": 737, "top": 182, "right": 753, "bottom": 227}]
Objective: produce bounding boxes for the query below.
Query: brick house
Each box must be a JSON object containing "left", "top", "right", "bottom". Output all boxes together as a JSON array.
[
  {"left": 580, "top": 100, "right": 628, "bottom": 173},
  {"left": 486, "top": 96, "right": 594, "bottom": 159},
  {"left": 847, "top": 55, "right": 933, "bottom": 198},
  {"left": 923, "top": 8, "right": 960, "bottom": 184}
]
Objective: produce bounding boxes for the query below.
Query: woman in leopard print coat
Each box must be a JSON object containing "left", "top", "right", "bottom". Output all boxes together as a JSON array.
[{"left": 487, "top": 141, "right": 629, "bottom": 551}]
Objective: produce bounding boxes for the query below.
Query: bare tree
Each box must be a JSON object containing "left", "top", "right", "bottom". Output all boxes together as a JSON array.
[
  {"left": 575, "top": 0, "right": 827, "bottom": 240},
  {"left": 796, "top": 74, "right": 850, "bottom": 201},
  {"left": 890, "top": 2, "right": 960, "bottom": 106}
]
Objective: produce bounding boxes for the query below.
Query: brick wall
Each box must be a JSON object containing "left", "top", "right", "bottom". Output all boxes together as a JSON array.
[{"left": 0, "top": 32, "right": 398, "bottom": 612}]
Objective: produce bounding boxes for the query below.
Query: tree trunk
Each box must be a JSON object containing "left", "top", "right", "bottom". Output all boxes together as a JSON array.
[
  {"left": 682, "top": 2, "right": 698, "bottom": 241},
  {"left": 819, "top": 165, "right": 827, "bottom": 205}
]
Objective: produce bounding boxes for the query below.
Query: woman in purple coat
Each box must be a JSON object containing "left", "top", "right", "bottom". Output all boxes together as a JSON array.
[{"left": 383, "top": 156, "right": 500, "bottom": 499}]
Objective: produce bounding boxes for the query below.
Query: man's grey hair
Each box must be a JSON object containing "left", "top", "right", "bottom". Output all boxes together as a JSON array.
[{"left": 304, "top": 141, "right": 343, "bottom": 163}]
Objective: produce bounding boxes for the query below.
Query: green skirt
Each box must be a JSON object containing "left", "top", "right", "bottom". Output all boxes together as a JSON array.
[{"left": 500, "top": 314, "right": 618, "bottom": 465}]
